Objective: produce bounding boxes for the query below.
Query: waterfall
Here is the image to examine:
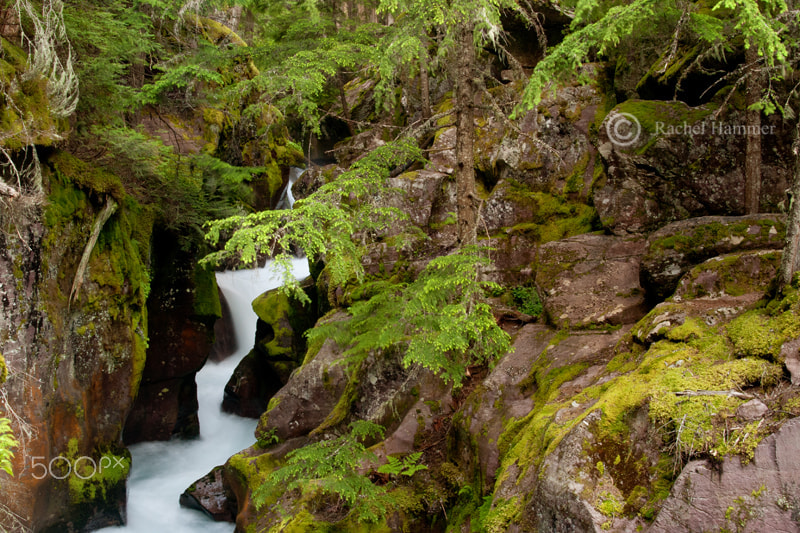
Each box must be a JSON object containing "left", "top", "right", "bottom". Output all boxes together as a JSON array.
[
  {"left": 100, "top": 258, "right": 310, "bottom": 532},
  {"left": 274, "top": 167, "right": 303, "bottom": 210}
]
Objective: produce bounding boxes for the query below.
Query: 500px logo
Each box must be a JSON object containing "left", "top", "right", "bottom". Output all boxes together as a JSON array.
[{"left": 28, "top": 454, "right": 127, "bottom": 480}]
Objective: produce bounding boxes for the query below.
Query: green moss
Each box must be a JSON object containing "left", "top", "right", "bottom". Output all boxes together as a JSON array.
[
  {"left": 0, "top": 353, "right": 6, "bottom": 384},
  {"left": 482, "top": 497, "right": 522, "bottom": 533},
  {"left": 67, "top": 439, "right": 131, "bottom": 504},
  {"left": 726, "top": 311, "right": 785, "bottom": 360},
  {"left": 665, "top": 318, "right": 707, "bottom": 342},
  {"left": 203, "top": 107, "right": 226, "bottom": 128},
  {"left": 649, "top": 220, "right": 785, "bottom": 258},
  {"left": 504, "top": 189, "right": 597, "bottom": 244},
  {"left": 193, "top": 264, "right": 222, "bottom": 318},
  {"left": 184, "top": 13, "right": 248, "bottom": 47},
  {"left": 597, "top": 491, "right": 624, "bottom": 517},
  {"left": 41, "top": 152, "right": 152, "bottom": 385},
  {"left": 252, "top": 289, "right": 296, "bottom": 359},
  {"left": 314, "top": 374, "right": 361, "bottom": 433},
  {"left": 612, "top": 100, "right": 716, "bottom": 154},
  {"left": 493, "top": 295, "right": 793, "bottom": 526},
  {"left": 564, "top": 152, "right": 591, "bottom": 194},
  {"left": 49, "top": 152, "right": 126, "bottom": 200}
]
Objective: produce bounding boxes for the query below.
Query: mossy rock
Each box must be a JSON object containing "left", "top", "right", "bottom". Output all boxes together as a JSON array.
[
  {"left": 0, "top": 352, "right": 7, "bottom": 384},
  {"left": 606, "top": 99, "right": 716, "bottom": 154},
  {"left": 251, "top": 278, "right": 317, "bottom": 365},
  {"left": 48, "top": 151, "right": 126, "bottom": 200},
  {"left": 193, "top": 263, "right": 222, "bottom": 319},
  {"left": 488, "top": 286, "right": 797, "bottom": 530},
  {"left": 641, "top": 215, "right": 786, "bottom": 301},
  {"left": 0, "top": 38, "right": 64, "bottom": 149},
  {"left": 674, "top": 250, "right": 781, "bottom": 300}
]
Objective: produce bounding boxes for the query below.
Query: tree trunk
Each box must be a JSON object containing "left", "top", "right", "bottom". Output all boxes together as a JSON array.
[
  {"left": 744, "top": 44, "right": 762, "bottom": 214},
  {"left": 455, "top": 24, "right": 478, "bottom": 246},
  {"left": 338, "top": 73, "right": 355, "bottom": 136},
  {"left": 778, "top": 125, "right": 800, "bottom": 291},
  {"left": 419, "top": 45, "right": 431, "bottom": 120}
]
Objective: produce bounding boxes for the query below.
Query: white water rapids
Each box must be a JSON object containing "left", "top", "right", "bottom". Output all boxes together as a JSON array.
[{"left": 100, "top": 258, "right": 309, "bottom": 532}]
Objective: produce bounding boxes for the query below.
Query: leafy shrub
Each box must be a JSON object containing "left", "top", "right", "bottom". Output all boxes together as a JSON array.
[{"left": 511, "top": 286, "right": 543, "bottom": 317}]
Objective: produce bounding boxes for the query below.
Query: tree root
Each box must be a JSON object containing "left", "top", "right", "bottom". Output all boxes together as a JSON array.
[{"left": 68, "top": 196, "right": 117, "bottom": 307}]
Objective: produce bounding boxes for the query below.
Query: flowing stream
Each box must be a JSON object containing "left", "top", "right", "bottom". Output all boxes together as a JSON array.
[
  {"left": 100, "top": 261, "right": 309, "bottom": 532},
  {"left": 100, "top": 169, "right": 307, "bottom": 532}
]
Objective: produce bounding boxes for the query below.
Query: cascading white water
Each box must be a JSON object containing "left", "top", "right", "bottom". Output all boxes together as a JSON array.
[
  {"left": 274, "top": 167, "right": 303, "bottom": 210},
  {"left": 100, "top": 257, "right": 310, "bottom": 532}
]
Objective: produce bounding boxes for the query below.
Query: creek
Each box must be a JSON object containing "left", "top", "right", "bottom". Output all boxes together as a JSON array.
[{"left": 100, "top": 177, "right": 308, "bottom": 531}]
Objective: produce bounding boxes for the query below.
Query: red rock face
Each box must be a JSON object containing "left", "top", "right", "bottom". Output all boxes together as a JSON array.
[
  {"left": 124, "top": 228, "right": 218, "bottom": 444},
  {"left": 650, "top": 417, "right": 800, "bottom": 533},
  {"left": 0, "top": 176, "right": 147, "bottom": 531}
]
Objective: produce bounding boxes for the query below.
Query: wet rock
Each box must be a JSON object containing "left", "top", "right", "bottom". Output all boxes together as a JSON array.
[
  {"left": 595, "top": 100, "right": 792, "bottom": 236},
  {"left": 222, "top": 350, "right": 284, "bottom": 418},
  {"left": 256, "top": 333, "right": 349, "bottom": 441},
  {"left": 209, "top": 291, "right": 236, "bottom": 362},
  {"left": 223, "top": 277, "right": 318, "bottom": 418},
  {"left": 535, "top": 234, "right": 648, "bottom": 328},
  {"left": 650, "top": 417, "right": 800, "bottom": 533},
  {"left": 737, "top": 399, "right": 769, "bottom": 421},
  {"left": 640, "top": 215, "right": 785, "bottom": 301},
  {"left": 125, "top": 229, "right": 220, "bottom": 444},
  {"left": 0, "top": 153, "right": 151, "bottom": 531},
  {"left": 124, "top": 377, "right": 199, "bottom": 441},
  {"left": 180, "top": 466, "right": 236, "bottom": 522}
]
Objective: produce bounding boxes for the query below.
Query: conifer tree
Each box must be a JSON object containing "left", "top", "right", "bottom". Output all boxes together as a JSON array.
[{"left": 376, "top": 0, "right": 517, "bottom": 244}]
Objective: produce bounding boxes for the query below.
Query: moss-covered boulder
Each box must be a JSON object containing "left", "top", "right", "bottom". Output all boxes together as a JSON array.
[
  {"left": 673, "top": 250, "right": 781, "bottom": 301},
  {"left": 468, "top": 284, "right": 800, "bottom": 533},
  {"left": 221, "top": 277, "right": 318, "bottom": 418},
  {"left": 595, "top": 100, "right": 793, "bottom": 235},
  {"left": 255, "top": 330, "right": 349, "bottom": 442},
  {"left": 640, "top": 215, "right": 786, "bottom": 301},
  {"left": 483, "top": 181, "right": 598, "bottom": 238}
]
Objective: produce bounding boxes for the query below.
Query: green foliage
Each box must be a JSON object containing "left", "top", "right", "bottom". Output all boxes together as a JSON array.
[
  {"left": 203, "top": 138, "right": 422, "bottom": 300},
  {"left": 63, "top": 1, "right": 161, "bottom": 122},
  {"left": 253, "top": 420, "right": 391, "bottom": 523},
  {"left": 377, "top": 452, "right": 427, "bottom": 477},
  {"left": 0, "top": 418, "right": 18, "bottom": 477},
  {"left": 223, "top": 1, "right": 384, "bottom": 133},
  {"left": 516, "top": 0, "right": 794, "bottom": 114},
  {"left": 510, "top": 286, "right": 543, "bottom": 317},
  {"left": 308, "top": 246, "right": 511, "bottom": 386}
]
